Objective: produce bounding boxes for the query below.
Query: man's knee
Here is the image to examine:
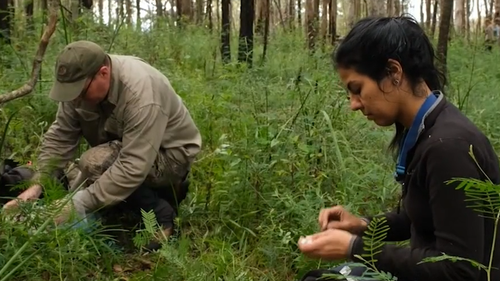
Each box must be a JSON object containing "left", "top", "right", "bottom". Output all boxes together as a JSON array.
[
  {"left": 78, "top": 140, "right": 122, "bottom": 184},
  {"left": 76, "top": 141, "right": 191, "bottom": 213},
  {"left": 146, "top": 146, "right": 193, "bottom": 188},
  {"left": 78, "top": 141, "right": 191, "bottom": 187}
]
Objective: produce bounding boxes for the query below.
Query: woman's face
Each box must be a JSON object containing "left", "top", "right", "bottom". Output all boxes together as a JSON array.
[{"left": 338, "top": 67, "right": 402, "bottom": 127}]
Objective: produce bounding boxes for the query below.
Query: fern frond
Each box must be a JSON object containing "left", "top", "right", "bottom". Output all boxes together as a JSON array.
[
  {"left": 419, "top": 253, "right": 488, "bottom": 271},
  {"left": 361, "top": 217, "right": 390, "bottom": 267},
  {"left": 140, "top": 209, "right": 159, "bottom": 235},
  {"left": 132, "top": 209, "right": 160, "bottom": 249},
  {"left": 447, "top": 178, "right": 500, "bottom": 220}
]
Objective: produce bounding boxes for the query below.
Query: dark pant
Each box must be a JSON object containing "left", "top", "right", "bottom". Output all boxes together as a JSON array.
[
  {"left": 300, "top": 263, "right": 408, "bottom": 281},
  {"left": 100, "top": 178, "right": 190, "bottom": 230}
]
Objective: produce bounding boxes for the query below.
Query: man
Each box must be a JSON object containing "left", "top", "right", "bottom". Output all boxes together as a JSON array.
[{"left": 3, "top": 40, "right": 202, "bottom": 250}]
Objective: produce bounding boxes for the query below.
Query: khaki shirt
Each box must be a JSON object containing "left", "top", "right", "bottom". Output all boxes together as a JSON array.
[{"left": 36, "top": 55, "right": 202, "bottom": 212}]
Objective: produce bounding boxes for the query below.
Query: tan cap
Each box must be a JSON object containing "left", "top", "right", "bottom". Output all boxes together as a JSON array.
[{"left": 49, "top": 40, "right": 106, "bottom": 102}]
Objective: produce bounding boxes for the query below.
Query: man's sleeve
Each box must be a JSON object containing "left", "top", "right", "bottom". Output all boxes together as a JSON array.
[
  {"left": 33, "top": 102, "right": 81, "bottom": 182},
  {"left": 349, "top": 139, "right": 487, "bottom": 281},
  {"left": 72, "top": 100, "right": 168, "bottom": 212}
]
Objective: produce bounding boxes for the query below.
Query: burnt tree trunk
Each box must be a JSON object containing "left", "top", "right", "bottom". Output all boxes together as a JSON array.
[
  {"left": 25, "top": 0, "right": 34, "bottom": 30},
  {"left": 328, "top": 0, "right": 337, "bottom": 45},
  {"left": 206, "top": 0, "right": 213, "bottom": 31},
  {"left": 436, "top": 0, "right": 453, "bottom": 76},
  {"left": 238, "top": 0, "right": 255, "bottom": 67},
  {"left": 0, "top": 0, "right": 12, "bottom": 45},
  {"left": 430, "top": 0, "right": 438, "bottom": 37},
  {"left": 221, "top": 0, "right": 231, "bottom": 64},
  {"left": 261, "top": 0, "right": 270, "bottom": 63},
  {"left": 81, "top": 0, "right": 93, "bottom": 9}
]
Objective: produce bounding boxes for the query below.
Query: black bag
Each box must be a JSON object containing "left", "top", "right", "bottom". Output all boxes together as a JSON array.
[
  {"left": 299, "top": 264, "right": 380, "bottom": 281},
  {"left": 0, "top": 159, "right": 35, "bottom": 205}
]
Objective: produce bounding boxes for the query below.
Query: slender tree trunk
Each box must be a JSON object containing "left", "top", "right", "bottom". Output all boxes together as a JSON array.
[
  {"left": 25, "top": 0, "right": 34, "bottom": 30},
  {"left": 262, "top": 0, "right": 270, "bottom": 63},
  {"left": 206, "top": 0, "right": 213, "bottom": 31},
  {"left": 221, "top": 0, "right": 231, "bottom": 64},
  {"left": 436, "top": 0, "right": 453, "bottom": 76},
  {"left": 430, "top": 0, "right": 438, "bottom": 37},
  {"left": 0, "top": 0, "right": 12, "bottom": 45},
  {"left": 238, "top": 0, "right": 255, "bottom": 67},
  {"left": 328, "top": 0, "right": 337, "bottom": 45}
]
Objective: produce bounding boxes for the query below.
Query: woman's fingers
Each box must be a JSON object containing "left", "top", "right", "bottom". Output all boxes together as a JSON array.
[{"left": 318, "top": 205, "right": 344, "bottom": 230}]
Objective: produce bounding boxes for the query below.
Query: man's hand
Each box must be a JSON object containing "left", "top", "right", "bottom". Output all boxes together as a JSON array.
[{"left": 2, "top": 184, "right": 43, "bottom": 211}]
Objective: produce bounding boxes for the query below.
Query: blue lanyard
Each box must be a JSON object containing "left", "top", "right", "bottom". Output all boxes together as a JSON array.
[{"left": 394, "top": 92, "right": 439, "bottom": 183}]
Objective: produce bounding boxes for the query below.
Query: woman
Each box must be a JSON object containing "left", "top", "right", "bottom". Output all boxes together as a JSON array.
[{"left": 297, "top": 16, "right": 500, "bottom": 281}]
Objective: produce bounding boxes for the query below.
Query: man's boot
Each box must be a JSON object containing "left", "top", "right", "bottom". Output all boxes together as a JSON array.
[
  {"left": 141, "top": 197, "right": 177, "bottom": 252},
  {"left": 143, "top": 225, "right": 174, "bottom": 252}
]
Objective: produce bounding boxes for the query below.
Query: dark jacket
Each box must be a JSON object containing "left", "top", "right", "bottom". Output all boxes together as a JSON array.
[
  {"left": 350, "top": 95, "right": 500, "bottom": 281},
  {"left": 0, "top": 159, "right": 35, "bottom": 205}
]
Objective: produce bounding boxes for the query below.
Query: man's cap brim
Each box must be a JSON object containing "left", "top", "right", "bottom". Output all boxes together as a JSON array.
[{"left": 49, "top": 79, "right": 86, "bottom": 102}]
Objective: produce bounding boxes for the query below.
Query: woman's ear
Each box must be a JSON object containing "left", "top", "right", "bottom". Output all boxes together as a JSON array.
[{"left": 385, "top": 59, "right": 403, "bottom": 83}]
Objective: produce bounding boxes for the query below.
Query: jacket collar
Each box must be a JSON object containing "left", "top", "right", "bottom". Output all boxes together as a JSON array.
[
  {"left": 105, "top": 55, "right": 121, "bottom": 106},
  {"left": 421, "top": 90, "right": 448, "bottom": 133}
]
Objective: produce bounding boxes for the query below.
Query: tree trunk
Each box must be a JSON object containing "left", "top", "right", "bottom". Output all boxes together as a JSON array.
[
  {"left": 320, "top": 0, "right": 328, "bottom": 42},
  {"left": 328, "top": 0, "right": 337, "bottom": 45},
  {"left": 288, "top": 0, "right": 295, "bottom": 30},
  {"left": 98, "top": 0, "right": 103, "bottom": 24},
  {"left": 436, "top": 0, "right": 453, "bottom": 76},
  {"left": 394, "top": 0, "right": 401, "bottom": 15},
  {"left": 238, "top": 0, "right": 255, "bottom": 67},
  {"left": 454, "top": 0, "right": 465, "bottom": 35},
  {"left": 430, "top": 0, "right": 438, "bottom": 37},
  {"left": 221, "top": 0, "right": 231, "bottom": 64},
  {"left": 297, "top": 0, "right": 302, "bottom": 29},
  {"left": 125, "top": 0, "right": 132, "bottom": 25},
  {"left": 495, "top": 0, "right": 500, "bottom": 23},
  {"left": 206, "top": 0, "right": 213, "bottom": 31},
  {"left": 255, "top": 0, "right": 267, "bottom": 35},
  {"left": 196, "top": 0, "right": 203, "bottom": 24},
  {"left": 0, "top": 0, "right": 12, "bottom": 45},
  {"left": 305, "top": 0, "right": 319, "bottom": 51},
  {"left": 25, "top": 0, "right": 34, "bottom": 30},
  {"left": 262, "top": 0, "right": 270, "bottom": 62},
  {"left": 426, "top": 0, "right": 432, "bottom": 30},
  {"left": 136, "top": 0, "right": 141, "bottom": 29}
]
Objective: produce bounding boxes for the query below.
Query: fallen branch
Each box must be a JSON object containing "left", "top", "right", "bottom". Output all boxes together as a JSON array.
[{"left": 0, "top": 0, "right": 59, "bottom": 105}]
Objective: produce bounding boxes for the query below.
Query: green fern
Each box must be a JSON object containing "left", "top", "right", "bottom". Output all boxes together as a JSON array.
[
  {"left": 419, "top": 253, "right": 488, "bottom": 271},
  {"left": 446, "top": 177, "right": 500, "bottom": 219},
  {"left": 132, "top": 209, "right": 160, "bottom": 249},
  {"left": 343, "top": 216, "right": 396, "bottom": 281},
  {"left": 141, "top": 208, "right": 158, "bottom": 235},
  {"left": 360, "top": 216, "right": 390, "bottom": 267}
]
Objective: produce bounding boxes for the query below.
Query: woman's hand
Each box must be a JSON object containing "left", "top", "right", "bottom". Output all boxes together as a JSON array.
[
  {"left": 318, "top": 205, "right": 368, "bottom": 234},
  {"left": 297, "top": 228, "right": 355, "bottom": 260}
]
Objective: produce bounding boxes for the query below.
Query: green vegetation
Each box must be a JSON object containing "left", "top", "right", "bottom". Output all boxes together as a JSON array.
[{"left": 1, "top": 12, "right": 500, "bottom": 281}]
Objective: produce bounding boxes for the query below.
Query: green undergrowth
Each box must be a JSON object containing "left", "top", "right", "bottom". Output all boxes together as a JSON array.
[{"left": 1, "top": 12, "right": 500, "bottom": 281}]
